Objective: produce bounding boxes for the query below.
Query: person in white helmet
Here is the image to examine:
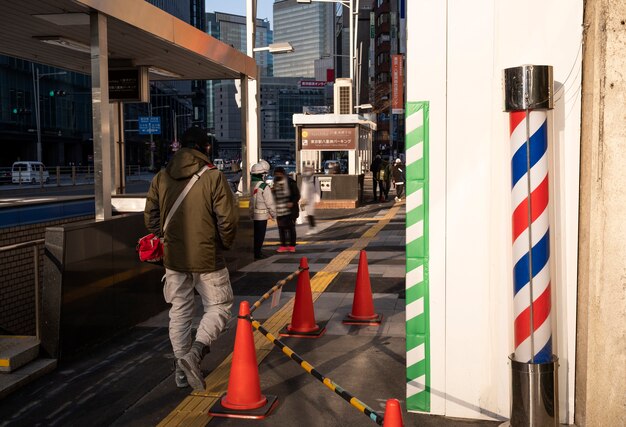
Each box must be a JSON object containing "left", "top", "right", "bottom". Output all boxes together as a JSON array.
[
  {"left": 249, "top": 161, "right": 276, "bottom": 259},
  {"left": 391, "top": 158, "right": 406, "bottom": 201}
]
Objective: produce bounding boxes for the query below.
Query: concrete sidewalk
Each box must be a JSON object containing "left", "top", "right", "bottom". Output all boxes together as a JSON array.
[{"left": 0, "top": 201, "right": 501, "bottom": 426}]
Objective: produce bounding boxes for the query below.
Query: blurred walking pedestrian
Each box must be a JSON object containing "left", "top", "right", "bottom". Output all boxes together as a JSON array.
[
  {"left": 378, "top": 157, "right": 392, "bottom": 202},
  {"left": 144, "top": 127, "right": 237, "bottom": 391},
  {"left": 392, "top": 158, "right": 406, "bottom": 201},
  {"left": 249, "top": 161, "right": 275, "bottom": 259},
  {"left": 300, "top": 165, "right": 321, "bottom": 235},
  {"left": 272, "top": 166, "right": 300, "bottom": 253},
  {"left": 370, "top": 154, "right": 383, "bottom": 202},
  {"left": 228, "top": 161, "right": 242, "bottom": 195}
]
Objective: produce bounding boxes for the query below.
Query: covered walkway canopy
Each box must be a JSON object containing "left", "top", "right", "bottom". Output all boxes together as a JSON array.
[
  {"left": 0, "top": 0, "right": 257, "bottom": 219},
  {"left": 0, "top": 0, "right": 257, "bottom": 80}
]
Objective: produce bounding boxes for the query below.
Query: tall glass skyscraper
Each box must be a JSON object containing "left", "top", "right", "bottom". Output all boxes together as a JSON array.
[
  {"left": 273, "top": 0, "right": 335, "bottom": 78},
  {"left": 207, "top": 13, "right": 273, "bottom": 77}
]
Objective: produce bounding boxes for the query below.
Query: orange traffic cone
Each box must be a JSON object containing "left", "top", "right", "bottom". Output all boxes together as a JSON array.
[
  {"left": 383, "top": 399, "right": 404, "bottom": 427},
  {"left": 280, "top": 257, "right": 326, "bottom": 338},
  {"left": 343, "top": 250, "right": 382, "bottom": 325},
  {"left": 208, "top": 301, "right": 278, "bottom": 419}
]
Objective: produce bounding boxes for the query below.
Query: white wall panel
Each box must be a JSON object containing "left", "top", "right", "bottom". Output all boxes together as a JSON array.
[
  {"left": 406, "top": 1, "right": 583, "bottom": 423},
  {"left": 406, "top": 0, "right": 447, "bottom": 416}
]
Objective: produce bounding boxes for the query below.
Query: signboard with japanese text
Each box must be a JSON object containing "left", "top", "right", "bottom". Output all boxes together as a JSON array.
[
  {"left": 109, "top": 68, "right": 149, "bottom": 102},
  {"left": 392, "top": 55, "right": 404, "bottom": 114},
  {"left": 299, "top": 80, "right": 327, "bottom": 88},
  {"left": 300, "top": 127, "right": 357, "bottom": 150}
]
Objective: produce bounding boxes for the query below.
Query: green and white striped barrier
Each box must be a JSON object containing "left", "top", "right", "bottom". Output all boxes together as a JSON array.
[{"left": 405, "top": 101, "right": 430, "bottom": 412}]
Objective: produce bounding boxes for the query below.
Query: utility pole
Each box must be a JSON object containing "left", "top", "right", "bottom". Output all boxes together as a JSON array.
[{"left": 32, "top": 64, "right": 66, "bottom": 162}]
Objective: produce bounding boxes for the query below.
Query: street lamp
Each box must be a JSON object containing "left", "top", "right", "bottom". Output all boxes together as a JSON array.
[
  {"left": 172, "top": 111, "right": 192, "bottom": 147},
  {"left": 355, "top": 103, "right": 373, "bottom": 111},
  {"left": 253, "top": 42, "right": 294, "bottom": 54},
  {"left": 31, "top": 64, "right": 67, "bottom": 162}
]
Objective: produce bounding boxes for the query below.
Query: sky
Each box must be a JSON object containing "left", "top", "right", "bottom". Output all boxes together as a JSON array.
[{"left": 205, "top": 0, "right": 274, "bottom": 28}]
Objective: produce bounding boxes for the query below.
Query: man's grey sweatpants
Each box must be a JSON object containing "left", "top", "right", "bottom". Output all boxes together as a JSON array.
[{"left": 163, "top": 267, "right": 234, "bottom": 359}]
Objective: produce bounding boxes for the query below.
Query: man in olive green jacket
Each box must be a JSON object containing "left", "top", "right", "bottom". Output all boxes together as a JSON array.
[{"left": 144, "top": 127, "right": 238, "bottom": 391}]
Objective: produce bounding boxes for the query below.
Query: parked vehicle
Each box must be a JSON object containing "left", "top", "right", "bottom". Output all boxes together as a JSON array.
[
  {"left": 12, "top": 161, "right": 49, "bottom": 184},
  {"left": 213, "top": 158, "right": 225, "bottom": 171},
  {"left": 323, "top": 160, "right": 341, "bottom": 174},
  {"left": 0, "top": 168, "right": 11, "bottom": 184}
]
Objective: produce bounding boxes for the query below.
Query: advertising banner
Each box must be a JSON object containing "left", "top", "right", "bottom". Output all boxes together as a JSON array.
[{"left": 392, "top": 55, "right": 404, "bottom": 114}]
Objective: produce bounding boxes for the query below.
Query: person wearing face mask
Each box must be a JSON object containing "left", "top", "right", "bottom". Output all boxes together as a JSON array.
[
  {"left": 249, "top": 161, "right": 275, "bottom": 259},
  {"left": 272, "top": 166, "right": 300, "bottom": 252},
  {"left": 300, "top": 165, "right": 321, "bottom": 235}
]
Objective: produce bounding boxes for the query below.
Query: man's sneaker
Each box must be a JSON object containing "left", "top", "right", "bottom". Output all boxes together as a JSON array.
[
  {"left": 395, "top": 196, "right": 400, "bottom": 202},
  {"left": 177, "top": 355, "right": 205, "bottom": 391},
  {"left": 288, "top": 246, "right": 296, "bottom": 253},
  {"left": 175, "top": 366, "right": 189, "bottom": 388},
  {"left": 276, "top": 246, "right": 289, "bottom": 253}
]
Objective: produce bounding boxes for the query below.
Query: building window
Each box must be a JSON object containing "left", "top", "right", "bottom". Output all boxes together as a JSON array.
[{"left": 339, "top": 87, "right": 350, "bottom": 114}]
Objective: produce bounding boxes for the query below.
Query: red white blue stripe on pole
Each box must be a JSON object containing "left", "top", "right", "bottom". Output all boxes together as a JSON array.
[{"left": 509, "top": 110, "right": 552, "bottom": 364}]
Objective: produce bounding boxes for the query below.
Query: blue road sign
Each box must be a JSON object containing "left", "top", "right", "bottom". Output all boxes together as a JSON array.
[{"left": 138, "top": 116, "right": 161, "bottom": 135}]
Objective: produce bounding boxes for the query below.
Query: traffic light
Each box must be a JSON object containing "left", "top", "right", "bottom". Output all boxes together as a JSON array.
[
  {"left": 49, "top": 90, "right": 66, "bottom": 97},
  {"left": 11, "top": 108, "right": 32, "bottom": 115}
]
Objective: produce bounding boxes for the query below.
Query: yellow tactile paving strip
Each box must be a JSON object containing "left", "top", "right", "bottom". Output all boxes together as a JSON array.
[{"left": 158, "top": 204, "right": 401, "bottom": 427}]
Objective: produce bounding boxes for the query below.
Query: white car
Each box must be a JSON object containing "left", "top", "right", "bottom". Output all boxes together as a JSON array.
[
  {"left": 12, "top": 161, "right": 49, "bottom": 184},
  {"left": 213, "top": 158, "right": 225, "bottom": 171}
]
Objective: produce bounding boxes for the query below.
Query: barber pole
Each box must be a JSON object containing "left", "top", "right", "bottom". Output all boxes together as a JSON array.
[{"left": 509, "top": 109, "right": 552, "bottom": 363}]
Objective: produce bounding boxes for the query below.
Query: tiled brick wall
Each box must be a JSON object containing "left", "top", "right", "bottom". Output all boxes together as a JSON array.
[{"left": 0, "top": 216, "right": 92, "bottom": 335}]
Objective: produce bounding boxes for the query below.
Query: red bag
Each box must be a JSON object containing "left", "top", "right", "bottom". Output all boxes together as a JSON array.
[
  {"left": 138, "top": 165, "right": 210, "bottom": 265},
  {"left": 136, "top": 233, "right": 163, "bottom": 263}
]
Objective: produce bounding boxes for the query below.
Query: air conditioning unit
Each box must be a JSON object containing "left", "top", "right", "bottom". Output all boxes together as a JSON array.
[{"left": 333, "top": 78, "right": 353, "bottom": 114}]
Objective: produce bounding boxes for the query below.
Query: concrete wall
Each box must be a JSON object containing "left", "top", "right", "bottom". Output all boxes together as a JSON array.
[
  {"left": 406, "top": 1, "right": 583, "bottom": 422},
  {"left": 576, "top": 0, "right": 626, "bottom": 425}
]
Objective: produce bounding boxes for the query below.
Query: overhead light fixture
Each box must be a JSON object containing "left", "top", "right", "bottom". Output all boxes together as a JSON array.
[
  {"left": 355, "top": 103, "right": 373, "bottom": 110},
  {"left": 253, "top": 42, "right": 294, "bottom": 54},
  {"left": 34, "top": 36, "right": 90, "bottom": 53},
  {"left": 148, "top": 67, "right": 182, "bottom": 78}
]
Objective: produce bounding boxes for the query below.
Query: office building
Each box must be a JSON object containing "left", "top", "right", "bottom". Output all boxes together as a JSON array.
[
  {"left": 206, "top": 13, "right": 273, "bottom": 77},
  {"left": 213, "top": 77, "right": 330, "bottom": 159},
  {"left": 273, "top": 0, "right": 335, "bottom": 78},
  {"left": 122, "top": 0, "right": 206, "bottom": 168},
  {"left": 373, "top": 0, "right": 405, "bottom": 156},
  {"left": 0, "top": 56, "right": 92, "bottom": 166},
  {"left": 205, "top": 12, "right": 273, "bottom": 134}
]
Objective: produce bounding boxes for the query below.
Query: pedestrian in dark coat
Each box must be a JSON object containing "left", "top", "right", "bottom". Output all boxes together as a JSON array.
[
  {"left": 378, "top": 157, "right": 392, "bottom": 201},
  {"left": 144, "top": 127, "right": 237, "bottom": 391},
  {"left": 272, "top": 166, "right": 300, "bottom": 253}
]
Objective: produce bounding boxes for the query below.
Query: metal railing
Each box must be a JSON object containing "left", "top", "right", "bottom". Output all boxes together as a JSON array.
[
  {"left": 0, "top": 239, "right": 45, "bottom": 339},
  {"left": 0, "top": 165, "right": 151, "bottom": 188}
]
